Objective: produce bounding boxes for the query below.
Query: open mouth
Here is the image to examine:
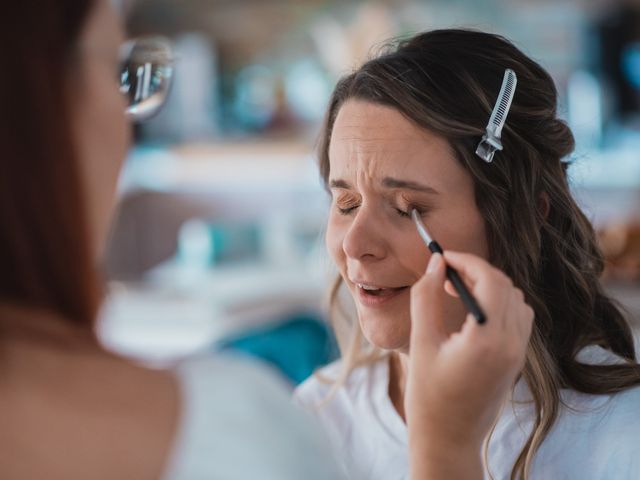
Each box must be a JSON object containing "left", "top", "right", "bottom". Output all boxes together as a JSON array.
[{"left": 356, "top": 284, "right": 410, "bottom": 297}]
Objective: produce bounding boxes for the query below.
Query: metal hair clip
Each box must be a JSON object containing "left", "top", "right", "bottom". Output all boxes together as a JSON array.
[{"left": 475, "top": 68, "right": 517, "bottom": 163}]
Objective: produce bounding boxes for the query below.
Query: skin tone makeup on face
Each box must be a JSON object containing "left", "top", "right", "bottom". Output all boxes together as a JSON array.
[{"left": 325, "top": 99, "right": 490, "bottom": 418}]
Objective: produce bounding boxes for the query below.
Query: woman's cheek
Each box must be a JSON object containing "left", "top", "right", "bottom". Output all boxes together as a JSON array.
[{"left": 325, "top": 215, "right": 346, "bottom": 265}]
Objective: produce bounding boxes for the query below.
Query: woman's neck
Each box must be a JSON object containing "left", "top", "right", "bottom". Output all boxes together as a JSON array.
[
  {"left": 388, "top": 351, "right": 410, "bottom": 422},
  {"left": 0, "top": 301, "right": 98, "bottom": 349}
]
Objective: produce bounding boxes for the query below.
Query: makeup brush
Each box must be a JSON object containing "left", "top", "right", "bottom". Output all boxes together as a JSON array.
[{"left": 411, "top": 209, "right": 486, "bottom": 324}]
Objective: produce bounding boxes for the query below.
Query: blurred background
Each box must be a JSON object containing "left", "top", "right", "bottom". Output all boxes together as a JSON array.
[{"left": 99, "top": 0, "right": 640, "bottom": 382}]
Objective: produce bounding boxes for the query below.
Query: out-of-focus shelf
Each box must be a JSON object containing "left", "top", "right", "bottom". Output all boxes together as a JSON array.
[
  {"left": 98, "top": 258, "right": 332, "bottom": 364},
  {"left": 569, "top": 148, "right": 640, "bottom": 228},
  {"left": 118, "top": 141, "right": 326, "bottom": 196},
  {"left": 570, "top": 149, "right": 640, "bottom": 190}
]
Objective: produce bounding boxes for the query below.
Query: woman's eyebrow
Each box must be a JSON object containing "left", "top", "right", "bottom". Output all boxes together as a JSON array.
[
  {"left": 329, "top": 177, "right": 439, "bottom": 194},
  {"left": 382, "top": 177, "right": 439, "bottom": 194}
]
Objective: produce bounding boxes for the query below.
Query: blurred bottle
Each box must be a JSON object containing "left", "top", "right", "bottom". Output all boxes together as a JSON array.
[{"left": 178, "top": 218, "right": 262, "bottom": 272}]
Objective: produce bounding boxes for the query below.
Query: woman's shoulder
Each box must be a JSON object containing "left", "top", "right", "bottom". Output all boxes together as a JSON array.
[
  {"left": 542, "top": 382, "right": 640, "bottom": 477},
  {"left": 293, "top": 360, "right": 342, "bottom": 406},
  {"left": 163, "top": 352, "right": 340, "bottom": 480},
  {"left": 552, "top": 346, "right": 640, "bottom": 422},
  {"left": 549, "top": 346, "right": 640, "bottom": 452},
  {"left": 584, "top": 378, "right": 640, "bottom": 431},
  {"left": 565, "top": 345, "right": 640, "bottom": 413}
]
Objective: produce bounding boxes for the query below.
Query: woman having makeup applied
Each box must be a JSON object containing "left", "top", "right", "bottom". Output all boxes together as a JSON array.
[
  {"left": 0, "top": 0, "right": 516, "bottom": 478},
  {"left": 295, "top": 29, "right": 640, "bottom": 479}
]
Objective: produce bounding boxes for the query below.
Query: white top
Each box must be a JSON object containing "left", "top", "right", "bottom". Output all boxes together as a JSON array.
[
  {"left": 162, "top": 354, "right": 342, "bottom": 480},
  {"left": 294, "top": 346, "right": 640, "bottom": 480}
]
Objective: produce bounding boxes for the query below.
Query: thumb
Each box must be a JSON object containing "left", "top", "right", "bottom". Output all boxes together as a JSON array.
[{"left": 410, "top": 253, "right": 447, "bottom": 356}]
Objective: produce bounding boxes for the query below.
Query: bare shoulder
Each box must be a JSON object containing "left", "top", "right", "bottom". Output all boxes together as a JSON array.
[{"left": 0, "top": 343, "right": 179, "bottom": 480}]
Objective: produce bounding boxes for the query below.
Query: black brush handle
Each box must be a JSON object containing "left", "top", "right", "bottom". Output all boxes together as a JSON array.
[{"left": 427, "top": 241, "right": 486, "bottom": 325}]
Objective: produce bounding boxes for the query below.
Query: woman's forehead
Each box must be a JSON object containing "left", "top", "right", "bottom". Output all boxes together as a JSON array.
[
  {"left": 330, "top": 106, "right": 453, "bottom": 174},
  {"left": 328, "top": 101, "right": 473, "bottom": 193},
  {"left": 330, "top": 101, "right": 453, "bottom": 163},
  {"left": 332, "top": 100, "right": 431, "bottom": 141}
]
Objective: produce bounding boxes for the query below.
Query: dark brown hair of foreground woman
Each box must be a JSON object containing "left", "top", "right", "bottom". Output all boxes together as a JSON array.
[
  {"left": 0, "top": 1, "right": 100, "bottom": 328},
  {"left": 318, "top": 29, "right": 640, "bottom": 479}
]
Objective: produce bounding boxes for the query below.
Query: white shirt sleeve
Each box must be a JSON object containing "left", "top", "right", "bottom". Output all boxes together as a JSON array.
[{"left": 162, "top": 354, "right": 344, "bottom": 480}]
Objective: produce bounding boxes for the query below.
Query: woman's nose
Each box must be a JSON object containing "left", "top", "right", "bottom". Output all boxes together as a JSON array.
[{"left": 342, "top": 207, "right": 387, "bottom": 261}]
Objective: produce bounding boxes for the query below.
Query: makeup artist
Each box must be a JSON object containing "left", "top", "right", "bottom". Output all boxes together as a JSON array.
[
  {"left": 0, "top": 0, "right": 342, "bottom": 478},
  {"left": 296, "top": 29, "right": 640, "bottom": 480},
  {"left": 0, "top": 1, "right": 519, "bottom": 478}
]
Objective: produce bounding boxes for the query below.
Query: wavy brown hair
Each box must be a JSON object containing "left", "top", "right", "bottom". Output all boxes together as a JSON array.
[{"left": 317, "top": 29, "right": 640, "bottom": 479}]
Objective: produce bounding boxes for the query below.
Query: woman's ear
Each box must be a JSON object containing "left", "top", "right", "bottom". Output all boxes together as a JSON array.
[{"left": 538, "top": 191, "right": 550, "bottom": 221}]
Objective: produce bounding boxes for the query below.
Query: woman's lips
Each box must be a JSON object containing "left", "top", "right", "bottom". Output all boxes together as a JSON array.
[{"left": 355, "top": 284, "right": 410, "bottom": 308}]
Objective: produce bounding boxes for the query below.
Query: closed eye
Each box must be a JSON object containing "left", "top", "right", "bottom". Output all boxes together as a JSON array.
[
  {"left": 340, "top": 206, "right": 426, "bottom": 217},
  {"left": 338, "top": 205, "right": 359, "bottom": 215}
]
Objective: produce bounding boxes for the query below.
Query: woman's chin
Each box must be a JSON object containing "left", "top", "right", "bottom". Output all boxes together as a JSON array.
[{"left": 358, "top": 312, "right": 410, "bottom": 351}]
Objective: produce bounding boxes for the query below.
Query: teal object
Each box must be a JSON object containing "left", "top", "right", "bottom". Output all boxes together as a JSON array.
[
  {"left": 216, "top": 313, "right": 338, "bottom": 385},
  {"left": 178, "top": 220, "right": 261, "bottom": 269},
  {"left": 209, "top": 222, "right": 261, "bottom": 264}
]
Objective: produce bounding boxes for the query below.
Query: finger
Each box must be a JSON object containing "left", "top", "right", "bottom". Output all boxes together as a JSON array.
[
  {"left": 514, "top": 288, "right": 524, "bottom": 303},
  {"left": 443, "top": 251, "right": 513, "bottom": 329},
  {"left": 507, "top": 303, "right": 532, "bottom": 372},
  {"left": 445, "top": 311, "right": 487, "bottom": 357},
  {"left": 442, "top": 251, "right": 497, "bottom": 288},
  {"left": 502, "top": 287, "right": 522, "bottom": 336},
  {"left": 523, "top": 305, "right": 534, "bottom": 347},
  {"left": 515, "top": 302, "right": 535, "bottom": 350},
  {"left": 410, "top": 253, "right": 448, "bottom": 355},
  {"left": 498, "top": 291, "right": 533, "bottom": 368},
  {"left": 444, "top": 279, "right": 459, "bottom": 298},
  {"left": 506, "top": 288, "right": 530, "bottom": 338},
  {"left": 456, "top": 312, "right": 522, "bottom": 386}
]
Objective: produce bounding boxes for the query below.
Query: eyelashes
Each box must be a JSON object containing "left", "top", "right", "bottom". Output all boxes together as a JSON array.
[
  {"left": 393, "top": 205, "right": 428, "bottom": 218},
  {"left": 333, "top": 191, "right": 431, "bottom": 218},
  {"left": 338, "top": 206, "right": 357, "bottom": 215},
  {"left": 336, "top": 204, "right": 427, "bottom": 217},
  {"left": 395, "top": 207, "right": 411, "bottom": 218}
]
